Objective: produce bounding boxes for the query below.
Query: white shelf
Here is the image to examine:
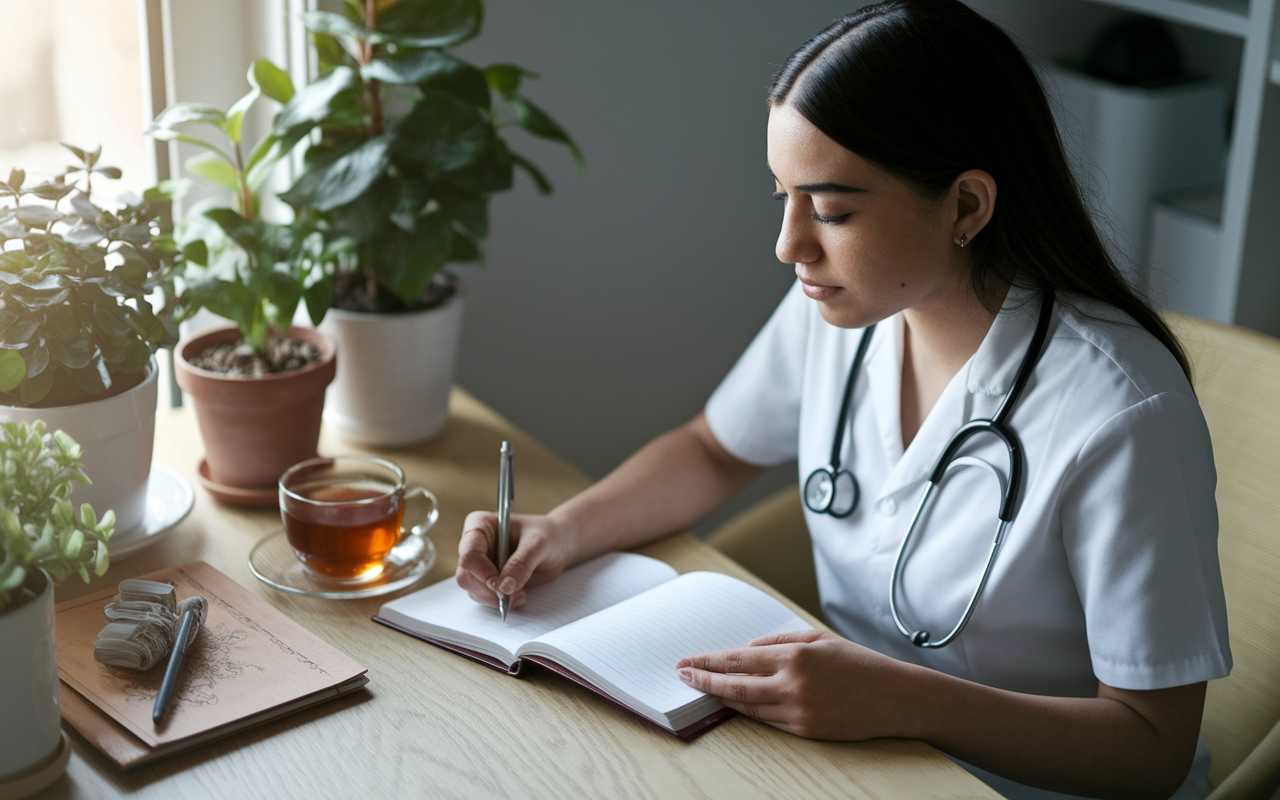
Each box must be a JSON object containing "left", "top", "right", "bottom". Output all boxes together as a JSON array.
[{"left": 1087, "top": 0, "right": 1251, "bottom": 37}]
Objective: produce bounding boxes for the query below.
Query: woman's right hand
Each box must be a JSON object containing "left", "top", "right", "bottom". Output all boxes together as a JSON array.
[{"left": 455, "top": 511, "right": 579, "bottom": 609}]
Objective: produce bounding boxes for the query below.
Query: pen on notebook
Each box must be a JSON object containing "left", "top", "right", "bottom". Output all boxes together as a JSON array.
[
  {"left": 153, "top": 595, "right": 207, "bottom": 725},
  {"left": 495, "top": 441, "right": 514, "bottom": 621}
]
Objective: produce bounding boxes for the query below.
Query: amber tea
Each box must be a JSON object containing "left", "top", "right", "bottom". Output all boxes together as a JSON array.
[{"left": 279, "top": 457, "right": 426, "bottom": 583}]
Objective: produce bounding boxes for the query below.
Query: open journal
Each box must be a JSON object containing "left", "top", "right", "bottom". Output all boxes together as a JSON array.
[{"left": 373, "top": 552, "right": 811, "bottom": 738}]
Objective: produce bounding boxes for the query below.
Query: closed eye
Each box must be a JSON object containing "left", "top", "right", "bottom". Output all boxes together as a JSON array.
[
  {"left": 811, "top": 212, "right": 852, "bottom": 225},
  {"left": 771, "top": 191, "right": 786, "bottom": 202}
]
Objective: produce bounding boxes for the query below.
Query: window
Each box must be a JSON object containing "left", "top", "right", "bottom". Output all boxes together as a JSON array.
[{"left": 0, "top": 0, "right": 152, "bottom": 198}]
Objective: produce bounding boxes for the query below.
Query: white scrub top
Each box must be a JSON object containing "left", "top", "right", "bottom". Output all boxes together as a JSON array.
[{"left": 705, "top": 280, "right": 1231, "bottom": 798}]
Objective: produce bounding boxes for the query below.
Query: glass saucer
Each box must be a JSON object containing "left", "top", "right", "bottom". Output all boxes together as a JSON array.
[{"left": 248, "top": 530, "right": 436, "bottom": 599}]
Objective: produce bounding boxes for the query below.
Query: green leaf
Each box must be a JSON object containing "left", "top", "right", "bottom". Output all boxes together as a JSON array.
[
  {"left": 0, "top": 350, "right": 24, "bottom": 392},
  {"left": 183, "top": 240, "right": 209, "bottom": 266},
  {"left": 441, "top": 136, "right": 513, "bottom": 194},
  {"left": 302, "top": 11, "right": 381, "bottom": 43},
  {"left": 96, "top": 509, "right": 115, "bottom": 536},
  {"left": 511, "top": 151, "right": 553, "bottom": 195},
  {"left": 363, "top": 51, "right": 489, "bottom": 108},
  {"left": 61, "top": 143, "right": 88, "bottom": 164},
  {"left": 61, "top": 527, "right": 84, "bottom": 559},
  {"left": 250, "top": 57, "right": 294, "bottom": 104},
  {"left": 395, "top": 89, "right": 491, "bottom": 172},
  {"left": 148, "top": 129, "right": 230, "bottom": 158},
  {"left": 280, "top": 136, "right": 392, "bottom": 212},
  {"left": 7, "top": 168, "right": 24, "bottom": 191},
  {"left": 483, "top": 64, "right": 536, "bottom": 99},
  {"left": 303, "top": 273, "right": 334, "bottom": 326},
  {"left": 93, "top": 541, "right": 109, "bottom": 576},
  {"left": 150, "top": 102, "right": 227, "bottom": 131},
  {"left": 15, "top": 206, "right": 66, "bottom": 226},
  {"left": 93, "top": 166, "right": 123, "bottom": 180},
  {"left": 439, "top": 190, "right": 488, "bottom": 238},
  {"left": 448, "top": 232, "right": 481, "bottom": 263},
  {"left": 18, "top": 368, "right": 52, "bottom": 405},
  {"left": 374, "top": 0, "right": 484, "bottom": 48},
  {"left": 376, "top": 211, "right": 452, "bottom": 304},
  {"left": 0, "top": 565, "right": 24, "bottom": 592},
  {"left": 262, "top": 269, "right": 303, "bottom": 329},
  {"left": 28, "top": 182, "right": 75, "bottom": 202},
  {"left": 272, "top": 66, "right": 359, "bottom": 150},
  {"left": 79, "top": 503, "right": 97, "bottom": 530},
  {"left": 185, "top": 152, "right": 240, "bottom": 192},
  {"left": 224, "top": 87, "right": 260, "bottom": 145},
  {"left": 313, "top": 32, "right": 356, "bottom": 73},
  {"left": 53, "top": 430, "right": 81, "bottom": 459},
  {"left": 511, "top": 96, "right": 584, "bottom": 170}
]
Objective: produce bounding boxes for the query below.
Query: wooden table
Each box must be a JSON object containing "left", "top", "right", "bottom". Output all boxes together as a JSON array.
[{"left": 38, "top": 389, "right": 1001, "bottom": 800}]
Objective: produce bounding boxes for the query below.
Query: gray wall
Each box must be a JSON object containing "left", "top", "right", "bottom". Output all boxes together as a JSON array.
[{"left": 453, "top": 1, "right": 860, "bottom": 531}]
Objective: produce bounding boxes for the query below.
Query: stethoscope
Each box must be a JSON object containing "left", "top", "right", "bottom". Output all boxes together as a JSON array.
[{"left": 803, "top": 287, "right": 1055, "bottom": 649}]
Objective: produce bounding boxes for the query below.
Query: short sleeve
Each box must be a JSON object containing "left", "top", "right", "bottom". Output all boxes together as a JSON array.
[
  {"left": 704, "top": 281, "right": 810, "bottom": 466},
  {"left": 1060, "top": 391, "right": 1232, "bottom": 690}
]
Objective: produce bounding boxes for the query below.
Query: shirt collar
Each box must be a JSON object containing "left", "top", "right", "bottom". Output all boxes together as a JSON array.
[{"left": 963, "top": 284, "right": 1046, "bottom": 398}]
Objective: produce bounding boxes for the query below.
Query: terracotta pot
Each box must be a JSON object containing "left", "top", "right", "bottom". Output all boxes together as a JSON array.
[
  {"left": 174, "top": 325, "right": 337, "bottom": 490},
  {"left": 0, "top": 360, "right": 157, "bottom": 540},
  {"left": 319, "top": 295, "right": 464, "bottom": 445}
]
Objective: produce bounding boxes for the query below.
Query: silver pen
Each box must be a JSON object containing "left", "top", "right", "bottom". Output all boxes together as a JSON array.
[{"left": 496, "top": 441, "right": 514, "bottom": 621}]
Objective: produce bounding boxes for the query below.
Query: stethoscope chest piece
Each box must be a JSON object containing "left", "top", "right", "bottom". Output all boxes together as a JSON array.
[{"left": 804, "top": 468, "right": 859, "bottom": 517}]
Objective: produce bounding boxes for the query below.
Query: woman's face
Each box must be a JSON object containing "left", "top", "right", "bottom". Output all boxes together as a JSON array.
[{"left": 767, "top": 102, "right": 966, "bottom": 329}]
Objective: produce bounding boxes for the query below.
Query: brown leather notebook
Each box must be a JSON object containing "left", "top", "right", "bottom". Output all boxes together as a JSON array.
[
  {"left": 373, "top": 553, "right": 811, "bottom": 740},
  {"left": 55, "top": 561, "right": 369, "bottom": 769}
]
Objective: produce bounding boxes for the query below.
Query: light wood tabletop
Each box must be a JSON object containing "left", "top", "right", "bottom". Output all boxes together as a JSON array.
[{"left": 37, "top": 388, "right": 1001, "bottom": 800}]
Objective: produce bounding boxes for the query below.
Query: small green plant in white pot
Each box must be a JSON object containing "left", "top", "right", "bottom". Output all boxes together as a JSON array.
[
  {"left": 0, "top": 421, "right": 114, "bottom": 794},
  {"left": 0, "top": 146, "right": 187, "bottom": 542}
]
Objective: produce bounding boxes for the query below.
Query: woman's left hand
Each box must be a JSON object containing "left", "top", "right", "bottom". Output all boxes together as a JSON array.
[{"left": 675, "top": 629, "right": 915, "bottom": 740}]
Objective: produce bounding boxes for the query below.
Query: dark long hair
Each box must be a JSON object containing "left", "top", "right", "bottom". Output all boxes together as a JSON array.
[{"left": 769, "top": 0, "right": 1191, "bottom": 380}]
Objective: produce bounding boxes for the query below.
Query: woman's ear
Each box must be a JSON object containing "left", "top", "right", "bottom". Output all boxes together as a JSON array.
[{"left": 951, "top": 169, "right": 997, "bottom": 246}]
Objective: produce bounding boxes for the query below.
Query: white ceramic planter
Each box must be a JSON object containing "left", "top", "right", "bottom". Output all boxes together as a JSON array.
[
  {"left": 320, "top": 297, "right": 465, "bottom": 445},
  {"left": 0, "top": 570, "right": 62, "bottom": 782},
  {"left": 0, "top": 361, "right": 157, "bottom": 539}
]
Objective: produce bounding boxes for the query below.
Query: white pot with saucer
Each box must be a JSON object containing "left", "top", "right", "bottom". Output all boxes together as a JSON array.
[
  {"left": 319, "top": 295, "right": 464, "bottom": 446},
  {"left": 0, "top": 569, "right": 71, "bottom": 798},
  {"left": 0, "top": 360, "right": 195, "bottom": 560}
]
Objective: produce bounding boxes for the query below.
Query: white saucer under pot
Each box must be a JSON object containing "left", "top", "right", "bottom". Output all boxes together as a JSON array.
[
  {"left": 0, "top": 360, "right": 158, "bottom": 540},
  {"left": 320, "top": 296, "right": 465, "bottom": 446}
]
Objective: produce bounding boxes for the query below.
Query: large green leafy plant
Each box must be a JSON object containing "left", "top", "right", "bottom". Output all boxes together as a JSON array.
[
  {"left": 279, "top": 0, "right": 582, "bottom": 311},
  {"left": 0, "top": 421, "right": 114, "bottom": 614},
  {"left": 0, "top": 146, "right": 185, "bottom": 407},
  {"left": 147, "top": 59, "right": 340, "bottom": 359}
]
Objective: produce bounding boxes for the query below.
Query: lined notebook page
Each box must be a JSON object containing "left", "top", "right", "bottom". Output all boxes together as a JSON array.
[
  {"left": 379, "top": 552, "right": 678, "bottom": 658},
  {"left": 523, "top": 571, "right": 810, "bottom": 714}
]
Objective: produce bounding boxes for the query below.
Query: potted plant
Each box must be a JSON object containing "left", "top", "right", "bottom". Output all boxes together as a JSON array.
[
  {"left": 149, "top": 59, "right": 340, "bottom": 504},
  {"left": 0, "top": 146, "right": 185, "bottom": 541},
  {"left": 0, "top": 422, "right": 113, "bottom": 794},
  {"left": 277, "top": 0, "right": 581, "bottom": 444}
]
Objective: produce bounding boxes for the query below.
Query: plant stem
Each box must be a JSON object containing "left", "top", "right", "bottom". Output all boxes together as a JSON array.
[
  {"left": 366, "top": 268, "right": 378, "bottom": 304},
  {"left": 363, "top": 0, "right": 384, "bottom": 136}
]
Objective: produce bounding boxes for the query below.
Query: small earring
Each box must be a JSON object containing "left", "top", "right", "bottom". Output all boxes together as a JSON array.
[{"left": 957, "top": 233, "right": 968, "bottom": 248}]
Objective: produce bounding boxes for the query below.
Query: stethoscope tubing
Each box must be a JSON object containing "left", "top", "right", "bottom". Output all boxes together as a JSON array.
[
  {"left": 804, "top": 285, "right": 1056, "bottom": 648},
  {"left": 886, "top": 286, "right": 1055, "bottom": 647}
]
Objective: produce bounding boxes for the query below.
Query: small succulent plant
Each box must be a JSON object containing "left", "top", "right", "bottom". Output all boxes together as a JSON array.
[
  {"left": 0, "top": 145, "right": 187, "bottom": 407},
  {"left": 0, "top": 420, "right": 113, "bottom": 614}
]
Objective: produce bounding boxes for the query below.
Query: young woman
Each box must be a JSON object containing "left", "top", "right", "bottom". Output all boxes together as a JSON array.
[{"left": 454, "top": 2, "right": 1231, "bottom": 797}]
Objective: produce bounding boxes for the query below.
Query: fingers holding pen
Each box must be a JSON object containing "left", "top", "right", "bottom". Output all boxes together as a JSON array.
[{"left": 455, "top": 511, "right": 574, "bottom": 607}]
